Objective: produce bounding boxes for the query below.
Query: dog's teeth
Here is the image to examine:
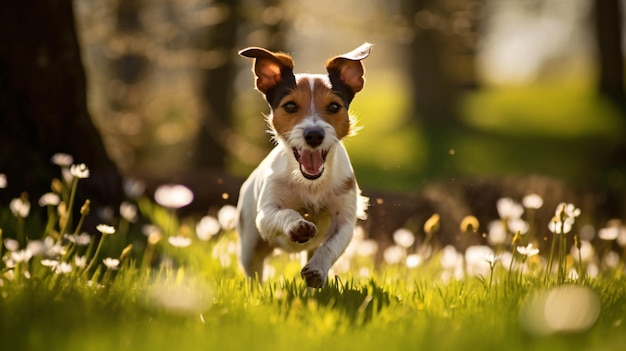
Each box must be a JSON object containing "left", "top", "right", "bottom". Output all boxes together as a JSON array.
[{"left": 292, "top": 148, "right": 301, "bottom": 161}]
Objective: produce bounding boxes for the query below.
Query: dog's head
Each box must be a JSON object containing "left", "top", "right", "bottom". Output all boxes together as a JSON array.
[{"left": 240, "top": 43, "right": 372, "bottom": 180}]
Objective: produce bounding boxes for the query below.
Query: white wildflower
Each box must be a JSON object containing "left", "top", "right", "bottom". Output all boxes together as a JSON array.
[
  {"left": 196, "top": 215, "right": 220, "bottom": 241},
  {"left": 4, "top": 238, "right": 19, "bottom": 252},
  {"left": 465, "top": 245, "right": 494, "bottom": 276},
  {"left": 96, "top": 224, "right": 116, "bottom": 235},
  {"left": 487, "top": 220, "right": 507, "bottom": 245},
  {"left": 11, "top": 249, "right": 33, "bottom": 263},
  {"left": 212, "top": 240, "right": 236, "bottom": 268},
  {"left": 70, "top": 163, "right": 90, "bottom": 179},
  {"left": 598, "top": 220, "right": 624, "bottom": 241},
  {"left": 356, "top": 239, "right": 378, "bottom": 257},
  {"left": 549, "top": 217, "right": 574, "bottom": 234},
  {"left": 64, "top": 233, "right": 92, "bottom": 246},
  {"left": 393, "top": 228, "right": 415, "bottom": 248},
  {"left": 0, "top": 173, "right": 6, "bottom": 188},
  {"left": 568, "top": 269, "right": 580, "bottom": 280},
  {"left": 522, "top": 194, "right": 544, "bottom": 209},
  {"left": 217, "top": 205, "right": 238, "bottom": 231},
  {"left": 508, "top": 218, "right": 529, "bottom": 235},
  {"left": 40, "top": 259, "right": 59, "bottom": 267},
  {"left": 555, "top": 202, "right": 581, "bottom": 220},
  {"left": 497, "top": 197, "right": 524, "bottom": 219},
  {"left": 154, "top": 184, "right": 194, "bottom": 209},
  {"left": 441, "top": 245, "right": 462, "bottom": 270},
  {"left": 74, "top": 256, "right": 87, "bottom": 268},
  {"left": 168, "top": 235, "right": 192, "bottom": 248},
  {"left": 516, "top": 243, "right": 540, "bottom": 257},
  {"left": 54, "top": 262, "right": 73, "bottom": 274},
  {"left": 483, "top": 253, "right": 501, "bottom": 266},
  {"left": 38, "top": 193, "right": 60, "bottom": 207},
  {"left": 10, "top": 197, "right": 30, "bottom": 218},
  {"left": 598, "top": 227, "right": 619, "bottom": 241},
  {"left": 383, "top": 245, "right": 405, "bottom": 265},
  {"left": 406, "top": 254, "right": 423, "bottom": 268},
  {"left": 119, "top": 201, "right": 138, "bottom": 222},
  {"left": 103, "top": 257, "right": 120, "bottom": 270},
  {"left": 26, "top": 240, "right": 45, "bottom": 256},
  {"left": 42, "top": 237, "right": 66, "bottom": 257},
  {"left": 51, "top": 153, "right": 74, "bottom": 167}
]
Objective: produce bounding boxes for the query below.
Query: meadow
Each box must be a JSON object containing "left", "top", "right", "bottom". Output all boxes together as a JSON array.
[
  {"left": 1, "top": 157, "right": 626, "bottom": 351},
  {"left": 344, "top": 77, "right": 626, "bottom": 190}
]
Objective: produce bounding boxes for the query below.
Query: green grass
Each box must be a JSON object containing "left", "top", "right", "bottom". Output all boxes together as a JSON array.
[
  {"left": 2, "top": 130, "right": 626, "bottom": 351},
  {"left": 462, "top": 82, "right": 625, "bottom": 140},
  {"left": 2, "top": 253, "right": 626, "bottom": 351}
]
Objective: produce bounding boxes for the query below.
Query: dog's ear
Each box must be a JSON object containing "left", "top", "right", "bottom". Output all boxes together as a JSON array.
[
  {"left": 325, "top": 42, "right": 372, "bottom": 94},
  {"left": 239, "top": 47, "right": 295, "bottom": 94}
]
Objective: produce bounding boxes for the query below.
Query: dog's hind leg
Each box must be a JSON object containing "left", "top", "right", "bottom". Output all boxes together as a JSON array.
[{"left": 240, "top": 231, "right": 273, "bottom": 280}]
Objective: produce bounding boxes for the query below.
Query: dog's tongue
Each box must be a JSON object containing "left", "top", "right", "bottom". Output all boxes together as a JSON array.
[{"left": 300, "top": 149, "right": 324, "bottom": 175}]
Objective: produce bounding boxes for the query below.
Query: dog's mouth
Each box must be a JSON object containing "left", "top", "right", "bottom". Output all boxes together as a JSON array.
[{"left": 293, "top": 148, "right": 328, "bottom": 180}]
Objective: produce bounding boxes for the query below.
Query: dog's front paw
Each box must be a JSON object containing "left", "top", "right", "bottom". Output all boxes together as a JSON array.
[
  {"left": 288, "top": 219, "right": 317, "bottom": 243},
  {"left": 301, "top": 264, "right": 327, "bottom": 288}
]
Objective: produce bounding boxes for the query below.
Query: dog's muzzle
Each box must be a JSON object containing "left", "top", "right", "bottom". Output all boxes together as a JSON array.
[
  {"left": 293, "top": 128, "right": 328, "bottom": 180},
  {"left": 293, "top": 148, "right": 328, "bottom": 180}
]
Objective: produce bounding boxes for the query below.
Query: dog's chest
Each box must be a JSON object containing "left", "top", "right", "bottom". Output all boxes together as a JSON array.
[{"left": 285, "top": 187, "right": 335, "bottom": 217}]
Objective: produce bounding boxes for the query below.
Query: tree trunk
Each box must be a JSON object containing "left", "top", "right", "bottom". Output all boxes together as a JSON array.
[
  {"left": 593, "top": 0, "right": 626, "bottom": 193},
  {"left": 593, "top": 0, "right": 625, "bottom": 103},
  {"left": 400, "top": 0, "right": 483, "bottom": 179},
  {"left": 0, "top": 0, "right": 123, "bottom": 207},
  {"left": 193, "top": 0, "right": 241, "bottom": 169},
  {"left": 402, "top": 0, "right": 461, "bottom": 125}
]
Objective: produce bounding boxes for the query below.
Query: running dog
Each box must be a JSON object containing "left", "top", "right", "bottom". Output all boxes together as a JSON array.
[{"left": 236, "top": 43, "right": 371, "bottom": 288}]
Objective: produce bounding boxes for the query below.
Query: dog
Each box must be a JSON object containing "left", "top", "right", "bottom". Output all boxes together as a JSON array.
[{"left": 236, "top": 43, "right": 371, "bottom": 288}]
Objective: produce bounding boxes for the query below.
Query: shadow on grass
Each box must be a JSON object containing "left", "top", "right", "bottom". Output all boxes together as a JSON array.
[{"left": 269, "top": 277, "right": 391, "bottom": 324}]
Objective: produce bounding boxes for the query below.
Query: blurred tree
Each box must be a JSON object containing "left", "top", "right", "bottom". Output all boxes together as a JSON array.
[
  {"left": 255, "top": 0, "right": 287, "bottom": 51},
  {"left": 593, "top": 0, "right": 625, "bottom": 103},
  {"left": 593, "top": 0, "right": 626, "bottom": 192},
  {"left": 0, "top": 1, "right": 124, "bottom": 206},
  {"left": 193, "top": 0, "right": 286, "bottom": 169},
  {"left": 193, "top": 0, "right": 241, "bottom": 169},
  {"left": 113, "top": 0, "right": 149, "bottom": 89},
  {"left": 110, "top": 0, "right": 151, "bottom": 159},
  {"left": 103, "top": 0, "right": 154, "bottom": 167},
  {"left": 400, "top": 0, "right": 482, "bottom": 125},
  {"left": 399, "top": 0, "right": 483, "bottom": 180}
]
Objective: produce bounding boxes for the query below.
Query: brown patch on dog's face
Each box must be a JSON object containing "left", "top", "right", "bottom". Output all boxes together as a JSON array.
[{"left": 270, "top": 76, "right": 351, "bottom": 141}]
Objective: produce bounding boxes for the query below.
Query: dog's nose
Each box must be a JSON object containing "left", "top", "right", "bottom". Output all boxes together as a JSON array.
[{"left": 304, "top": 129, "right": 324, "bottom": 147}]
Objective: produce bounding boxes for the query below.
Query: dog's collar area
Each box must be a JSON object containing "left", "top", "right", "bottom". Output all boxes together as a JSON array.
[{"left": 292, "top": 148, "right": 328, "bottom": 180}]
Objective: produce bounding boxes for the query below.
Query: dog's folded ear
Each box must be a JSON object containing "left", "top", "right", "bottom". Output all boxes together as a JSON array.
[
  {"left": 239, "top": 47, "right": 295, "bottom": 95},
  {"left": 326, "top": 42, "right": 373, "bottom": 95}
]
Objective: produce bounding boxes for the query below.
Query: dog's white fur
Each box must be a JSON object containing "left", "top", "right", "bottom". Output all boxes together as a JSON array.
[{"left": 236, "top": 44, "right": 371, "bottom": 288}]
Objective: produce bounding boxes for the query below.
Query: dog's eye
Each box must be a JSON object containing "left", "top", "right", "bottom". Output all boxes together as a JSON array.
[
  {"left": 327, "top": 102, "right": 342, "bottom": 113},
  {"left": 282, "top": 101, "right": 298, "bottom": 113}
]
